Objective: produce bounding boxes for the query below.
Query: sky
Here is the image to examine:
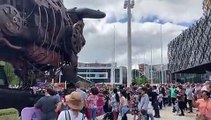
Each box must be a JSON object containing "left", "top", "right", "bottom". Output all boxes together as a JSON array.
[{"left": 63, "top": 0, "right": 203, "bottom": 69}]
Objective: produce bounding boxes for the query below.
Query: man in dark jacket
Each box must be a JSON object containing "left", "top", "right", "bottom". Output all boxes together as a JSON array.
[
  {"left": 151, "top": 86, "right": 160, "bottom": 118},
  {"left": 146, "top": 84, "right": 160, "bottom": 118}
]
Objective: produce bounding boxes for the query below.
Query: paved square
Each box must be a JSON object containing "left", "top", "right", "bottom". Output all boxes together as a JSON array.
[{"left": 97, "top": 107, "right": 196, "bottom": 120}]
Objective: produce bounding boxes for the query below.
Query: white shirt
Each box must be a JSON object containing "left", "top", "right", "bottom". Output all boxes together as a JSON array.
[
  {"left": 201, "top": 86, "right": 208, "bottom": 91},
  {"left": 147, "top": 102, "right": 153, "bottom": 114},
  {"left": 57, "top": 109, "right": 87, "bottom": 120}
]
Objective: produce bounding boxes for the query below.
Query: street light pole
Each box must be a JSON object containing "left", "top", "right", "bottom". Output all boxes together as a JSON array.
[
  {"left": 111, "top": 25, "right": 116, "bottom": 85},
  {"left": 150, "top": 44, "right": 153, "bottom": 84},
  {"left": 124, "top": 0, "right": 134, "bottom": 87},
  {"left": 160, "top": 24, "right": 164, "bottom": 84}
]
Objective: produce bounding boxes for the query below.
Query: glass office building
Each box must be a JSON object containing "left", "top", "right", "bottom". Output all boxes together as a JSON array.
[{"left": 77, "top": 62, "right": 127, "bottom": 85}]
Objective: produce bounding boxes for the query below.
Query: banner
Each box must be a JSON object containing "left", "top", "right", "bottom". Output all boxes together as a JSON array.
[
  {"left": 0, "top": 108, "right": 19, "bottom": 120},
  {"left": 21, "top": 107, "right": 41, "bottom": 120}
]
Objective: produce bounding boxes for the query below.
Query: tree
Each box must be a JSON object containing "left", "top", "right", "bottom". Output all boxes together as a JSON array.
[
  {"left": 3, "top": 62, "right": 20, "bottom": 85},
  {"left": 132, "top": 75, "right": 149, "bottom": 85}
]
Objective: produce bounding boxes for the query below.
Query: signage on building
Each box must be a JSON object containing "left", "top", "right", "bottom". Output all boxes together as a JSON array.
[{"left": 0, "top": 108, "right": 19, "bottom": 120}]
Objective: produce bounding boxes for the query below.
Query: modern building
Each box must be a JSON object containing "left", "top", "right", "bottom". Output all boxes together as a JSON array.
[
  {"left": 138, "top": 64, "right": 150, "bottom": 78},
  {"left": 152, "top": 64, "right": 170, "bottom": 83},
  {"left": 138, "top": 64, "right": 170, "bottom": 83},
  {"left": 77, "top": 62, "right": 127, "bottom": 85},
  {"left": 167, "top": 2, "right": 211, "bottom": 83},
  {"left": 132, "top": 69, "right": 142, "bottom": 80},
  {"left": 168, "top": 4, "right": 211, "bottom": 74}
]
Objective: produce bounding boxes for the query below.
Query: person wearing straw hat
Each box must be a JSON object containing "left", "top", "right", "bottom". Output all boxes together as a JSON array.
[{"left": 57, "top": 91, "right": 87, "bottom": 120}]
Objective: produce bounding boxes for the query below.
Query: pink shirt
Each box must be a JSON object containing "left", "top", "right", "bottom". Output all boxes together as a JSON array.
[
  {"left": 87, "top": 95, "right": 98, "bottom": 108},
  {"left": 97, "top": 94, "right": 104, "bottom": 107},
  {"left": 196, "top": 99, "right": 211, "bottom": 119}
]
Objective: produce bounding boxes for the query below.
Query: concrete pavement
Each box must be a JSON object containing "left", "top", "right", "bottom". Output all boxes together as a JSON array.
[
  {"left": 96, "top": 106, "right": 196, "bottom": 120},
  {"left": 152, "top": 106, "right": 195, "bottom": 120}
]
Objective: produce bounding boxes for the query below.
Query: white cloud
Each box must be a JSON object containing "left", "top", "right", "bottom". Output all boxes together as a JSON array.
[
  {"left": 133, "top": 0, "right": 203, "bottom": 23},
  {"left": 63, "top": 0, "right": 203, "bottom": 68},
  {"left": 64, "top": 0, "right": 203, "bottom": 23}
]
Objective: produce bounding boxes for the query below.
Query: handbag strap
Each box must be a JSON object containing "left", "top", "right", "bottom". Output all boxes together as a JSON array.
[
  {"left": 65, "top": 110, "right": 71, "bottom": 120},
  {"left": 65, "top": 110, "right": 85, "bottom": 120}
]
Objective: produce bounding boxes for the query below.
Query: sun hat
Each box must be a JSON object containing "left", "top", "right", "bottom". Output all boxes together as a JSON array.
[{"left": 65, "top": 91, "right": 84, "bottom": 110}]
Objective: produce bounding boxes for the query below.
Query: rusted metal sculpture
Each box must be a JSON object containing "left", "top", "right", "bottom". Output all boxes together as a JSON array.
[{"left": 0, "top": 0, "right": 106, "bottom": 88}]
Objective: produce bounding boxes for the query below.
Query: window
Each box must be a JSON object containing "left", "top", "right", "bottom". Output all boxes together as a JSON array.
[
  {"left": 115, "top": 69, "right": 120, "bottom": 83},
  {"left": 90, "top": 74, "right": 95, "bottom": 77},
  {"left": 99, "top": 74, "right": 106, "bottom": 77},
  {"left": 0, "top": 79, "right": 5, "bottom": 85}
]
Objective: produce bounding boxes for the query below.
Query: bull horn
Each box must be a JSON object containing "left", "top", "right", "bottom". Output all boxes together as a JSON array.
[{"left": 68, "top": 8, "right": 106, "bottom": 19}]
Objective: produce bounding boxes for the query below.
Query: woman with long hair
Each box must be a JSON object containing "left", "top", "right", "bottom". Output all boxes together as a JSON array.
[
  {"left": 131, "top": 86, "right": 139, "bottom": 120},
  {"left": 120, "top": 89, "right": 129, "bottom": 120},
  {"left": 87, "top": 87, "right": 99, "bottom": 120},
  {"left": 111, "top": 88, "right": 120, "bottom": 120}
]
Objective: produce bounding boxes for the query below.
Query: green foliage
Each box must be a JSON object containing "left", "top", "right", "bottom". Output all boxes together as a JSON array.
[
  {"left": 132, "top": 75, "right": 149, "bottom": 85},
  {"left": 2, "top": 61, "right": 20, "bottom": 85}
]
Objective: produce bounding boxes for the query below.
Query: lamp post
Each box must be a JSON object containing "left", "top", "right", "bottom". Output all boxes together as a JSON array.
[
  {"left": 111, "top": 25, "right": 116, "bottom": 85},
  {"left": 160, "top": 24, "right": 164, "bottom": 84},
  {"left": 150, "top": 44, "right": 153, "bottom": 84},
  {"left": 124, "top": 0, "right": 134, "bottom": 87}
]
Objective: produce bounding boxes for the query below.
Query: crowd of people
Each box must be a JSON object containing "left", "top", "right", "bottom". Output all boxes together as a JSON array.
[{"left": 33, "top": 81, "right": 211, "bottom": 120}]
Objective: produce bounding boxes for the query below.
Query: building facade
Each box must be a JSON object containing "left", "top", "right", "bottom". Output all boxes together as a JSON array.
[
  {"left": 168, "top": 9, "right": 211, "bottom": 74},
  {"left": 138, "top": 64, "right": 170, "bottom": 83},
  {"left": 77, "top": 62, "right": 127, "bottom": 85},
  {"left": 138, "top": 64, "right": 150, "bottom": 78}
]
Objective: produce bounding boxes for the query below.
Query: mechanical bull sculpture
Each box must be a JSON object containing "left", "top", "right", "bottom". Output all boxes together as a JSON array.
[{"left": 0, "top": 0, "right": 106, "bottom": 88}]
